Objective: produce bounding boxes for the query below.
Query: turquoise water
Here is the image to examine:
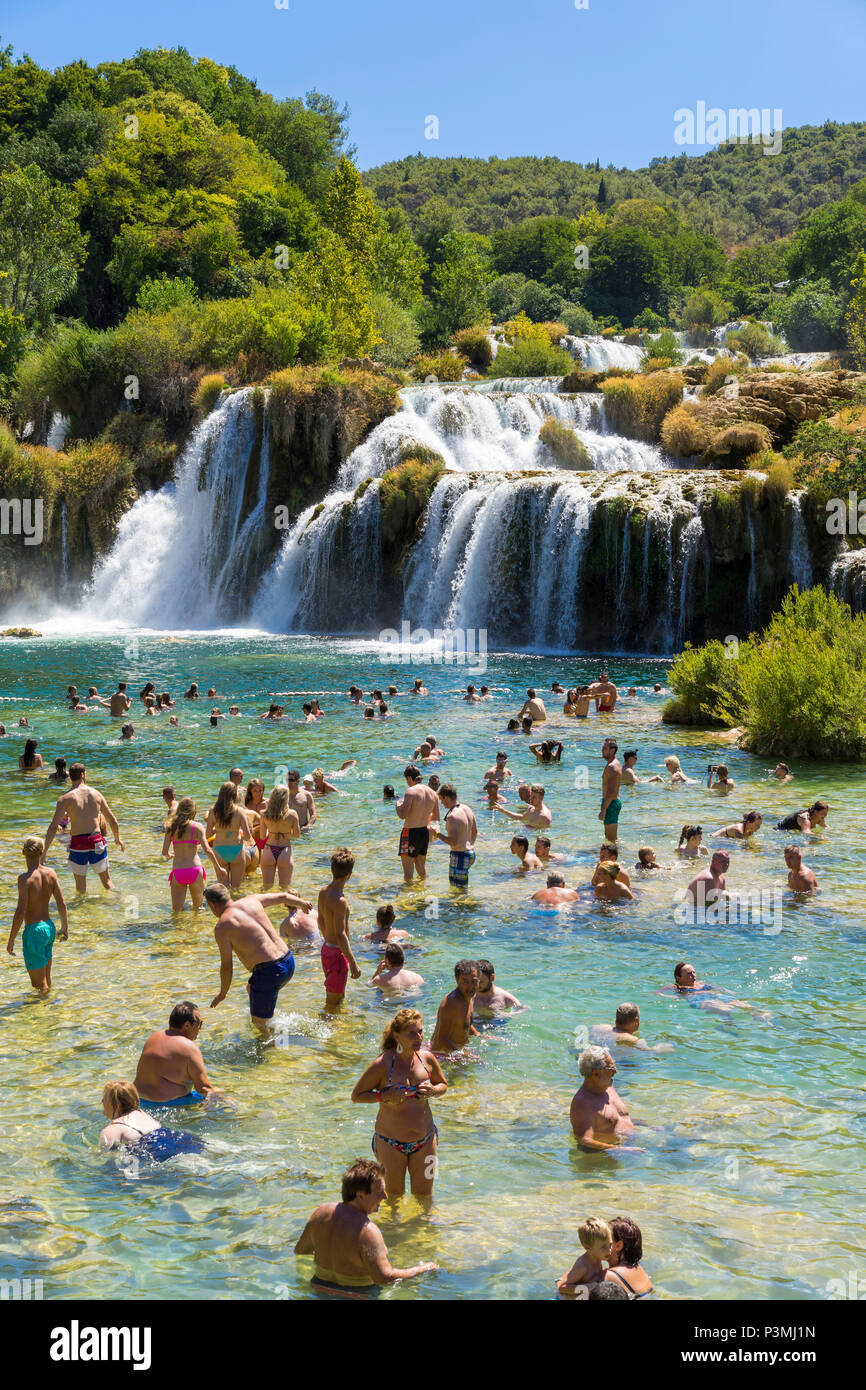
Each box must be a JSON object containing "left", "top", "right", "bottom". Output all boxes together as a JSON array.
[{"left": 1, "top": 633, "right": 864, "bottom": 1301}]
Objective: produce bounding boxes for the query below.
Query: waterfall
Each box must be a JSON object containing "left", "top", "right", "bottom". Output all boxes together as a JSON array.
[
  {"left": 60, "top": 501, "right": 69, "bottom": 592},
  {"left": 561, "top": 335, "right": 644, "bottom": 373},
  {"left": 46, "top": 413, "right": 71, "bottom": 451},
  {"left": 676, "top": 514, "right": 705, "bottom": 647},
  {"left": 830, "top": 549, "right": 866, "bottom": 608},
  {"left": 745, "top": 503, "right": 758, "bottom": 624},
  {"left": 82, "top": 388, "right": 269, "bottom": 628},
  {"left": 788, "top": 492, "right": 814, "bottom": 590}
]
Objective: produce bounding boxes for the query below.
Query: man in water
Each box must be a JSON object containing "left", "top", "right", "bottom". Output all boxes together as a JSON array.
[
  {"left": 288, "top": 770, "right": 317, "bottom": 829},
  {"left": 294, "top": 1158, "right": 437, "bottom": 1295},
  {"left": 685, "top": 851, "right": 730, "bottom": 919},
  {"left": 474, "top": 959, "right": 523, "bottom": 1017},
  {"left": 483, "top": 751, "right": 511, "bottom": 784},
  {"left": 318, "top": 848, "right": 362, "bottom": 1011},
  {"left": 773, "top": 763, "right": 793, "bottom": 783},
  {"left": 162, "top": 786, "right": 178, "bottom": 821},
  {"left": 430, "top": 960, "right": 480, "bottom": 1055},
  {"left": 463, "top": 685, "right": 481, "bottom": 703},
  {"left": 134, "top": 1001, "right": 222, "bottom": 1106},
  {"left": 531, "top": 872, "right": 580, "bottom": 905},
  {"left": 99, "top": 682, "right": 132, "bottom": 717},
  {"left": 435, "top": 784, "right": 478, "bottom": 888},
  {"left": 592, "top": 863, "right": 634, "bottom": 902},
  {"left": 621, "top": 749, "right": 662, "bottom": 786},
  {"left": 784, "top": 845, "right": 818, "bottom": 893},
  {"left": 42, "top": 762, "right": 124, "bottom": 892},
  {"left": 7, "top": 835, "right": 68, "bottom": 993},
  {"left": 409, "top": 678, "right": 428, "bottom": 696},
  {"left": 518, "top": 688, "right": 547, "bottom": 722},
  {"left": 534, "top": 836, "right": 564, "bottom": 865},
  {"left": 569, "top": 1047, "right": 641, "bottom": 1152},
  {"left": 368, "top": 944, "right": 424, "bottom": 992},
  {"left": 207, "top": 885, "right": 312, "bottom": 1033},
  {"left": 599, "top": 739, "right": 623, "bottom": 843},
  {"left": 589, "top": 1003, "right": 672, "bottom": 1054},
  {"left": 396, "top": 764, "right": 440, "bottom": 884},
  {"left": 592, "top": 844, "right": 631, "bottom": 890},
  {"left": 494, "top": 783, "right": 552, "bottom": 830},
  {"left": 229, "top": 767, "right": 244, "bottom": 787},
  {"left": 589, "top": 672, "right": 618, "bottom": 713},
  {"left": 510, "top": 835, "right": 544, "bottom": 872}
]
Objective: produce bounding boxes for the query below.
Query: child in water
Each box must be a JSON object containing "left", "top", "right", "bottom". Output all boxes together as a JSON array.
[{"left": 557, "top": 1217, "right": 613, "bottom": 1298}]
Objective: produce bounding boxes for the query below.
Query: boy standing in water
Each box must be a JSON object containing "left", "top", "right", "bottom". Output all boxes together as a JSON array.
[
  {"left": 319, "top": 848, "right": 362, "bottom": 1011},
  {"left": 7, "top": 836, "right": 69, "bottom": 993}
]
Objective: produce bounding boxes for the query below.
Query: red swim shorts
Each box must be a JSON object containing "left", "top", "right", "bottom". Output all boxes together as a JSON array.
[{"left": 321, "top": 943, "right": 349, "bottom": 996}]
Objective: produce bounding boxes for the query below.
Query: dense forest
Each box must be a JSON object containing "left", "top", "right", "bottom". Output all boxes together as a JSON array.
[{"left": 0, "top": 41, "right": 865, "bottom": 455}]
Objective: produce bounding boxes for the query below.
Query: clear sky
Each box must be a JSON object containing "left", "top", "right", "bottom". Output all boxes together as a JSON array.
[{"left": 2, "top": 0, "right": 864, "bottom": 170}]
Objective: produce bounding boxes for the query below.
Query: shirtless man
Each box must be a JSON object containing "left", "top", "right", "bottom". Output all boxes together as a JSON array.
[
  {"left": 474, "top": 958, "right": 523, "bottom": 1017},
  {"left": 396, "top": 765, "right": 440, "bottom": 883},
  {"left": 592, "top": 863, "right": 635, "bottom": 902},
  {"left": 429, "top": 960, "right": 480, "bottom": 1054},
  {"left": 569, "top": 1047, "right": 641, "bottom": 1152},
  {"left": 518, "top": 688, "right": 547, "bottom": 723},
  {"left": 592, "top": 844, "right": 631, "bottom": 889},
  {"left": 287, "top": 770, "right": 317, "bottom": 829},
  {"left": 318, "top": 848, "right": 362, "bottom": 1011},
  {"left": 534, "top": 836, "right": 564, "bottom": 864},
  {"left": 589, "top": 671, "right": 618, "bottom": 713},
  {"left": 463, "top": 684, "right": 481, "bottom": 703},
  {"left": 99, "top": 682, "right": 132, "bottom": 717},
  {"left": 280, "top": 905, "right": 321, "bottom": 943},
  {"left": 7, "top": 836, "right": 68, "bottom": 993},
  {"left": 409, "top": 678, "right": 428, "bottom": 696},
  {"left": 483, "top": 751, "right": 511, "bottom": 784},
  {"left": 531, "top": 872, "right": 579, "bottom": 906},
  {"left": 495, "top": 783, "right": 552, "bottom": 830},
  {"left": 368, "top": 944, "right": 424, "bottom": 992},
  {"left": 435, "top": 784, "right": 478, "bottom": 888},
  {"left": 784, "top": 845, "right": 818, "bottom": 893},
  {"left": 599, "top": 739, "right": 623, "bottom": 844},
  {"left": 686, "top": 850, "right": 730, "bottom": 911},
  {"left": 134, "top": 1001, "right": 221, "bottom": 1105},
  {"left": 590, "top": 1003, "right": 672, "bottom": 1054},
  {"left": 162, "top": 786, "right": 178, "bottom": 822},
  {"left": 621, "top": 749, "right": 662, "bottom": 786},
  {"left": 311, "top": 768, "right": 340, "bottom": 795},
  {"left": 294, "top": 1158, "right": 437, "bottom": 1294},
  {"left": 510, "top": 836, "right": 544, "bottom": 871},
  {"left": 207, "top": 885, "right": 311, "bottom": 1033},
  {"left": 42, "top": 762, "right": 124, "bottom": 892}
]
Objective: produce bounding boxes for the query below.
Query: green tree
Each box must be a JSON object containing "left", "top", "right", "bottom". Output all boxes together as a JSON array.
[
  {"left": 370, "top": 208, "right": 426, "bottom": 307},
  {"left": 325, "top": 156, "right": 378, "bottom": 263},
  {"left": 0, "top": 162, "right": 86, "bottom": 321},
  {"left": 429, "top": 231, "right": 490, "bottom": 337},
  {"left": 844, "top": 251, "right": 866, "bottom": 368}
]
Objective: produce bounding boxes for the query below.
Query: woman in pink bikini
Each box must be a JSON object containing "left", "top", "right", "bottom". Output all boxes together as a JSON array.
[
  {"left": 244, "top": 777, "right": 266, "bottom": 874},
  {"left": 161, "top": 798, "right": 227, "bottom": 910},
  {"left": 259, "top": 785, "right": 300, "bottom": 888}
]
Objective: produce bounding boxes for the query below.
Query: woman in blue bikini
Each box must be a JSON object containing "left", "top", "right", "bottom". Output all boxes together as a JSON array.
[
  {"left": 205, "top": 782, "right": 255, "bottom": 889},
  {"left": 351, "top": 1008, "right": 447, "bottom": 1197}
]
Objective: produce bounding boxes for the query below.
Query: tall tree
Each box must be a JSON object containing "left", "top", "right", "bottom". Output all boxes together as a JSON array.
[{"left": 0, "top": 162, "right": 86, "bottom": 321}]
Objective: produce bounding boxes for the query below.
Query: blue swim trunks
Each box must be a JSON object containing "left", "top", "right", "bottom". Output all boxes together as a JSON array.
[
  {"left": 139, "top": 1090, "right": 205, "bottom": 1109},
  {"left": 22, "top": 918, "right": 56, "bottom": 971},
  {"left": 248, "top": 950, "right": 295, "bottom": 1019},
  {"left": 448, "top": 849, "right": 476, "bottom": 887},
  {"left": 134, "top": 1128, "right": 206, "bottom": 1162}
]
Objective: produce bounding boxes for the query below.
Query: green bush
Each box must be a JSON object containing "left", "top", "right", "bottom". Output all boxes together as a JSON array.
[
  {"left": 538, "top": 417, "right": 591, "bottom": 469},
  {"left": 488, "top": 337, "right": 573, "bottom": 379},
  {"left": 725, "top": 321, "right": 785, "bottom": 359},
  {"left": 452, "top": 325, "right": 493, "bottom": 369},
  {"left": 633, "top": 307, "right": 664, "bottom": 332},
  {"left": 409, "top": 350, "right": 465, "bottom": 382},
  {"left": 784, "top": 418, "right": 866, "bottom": 500},
  {"left": 560, "top": 303, "right": 597, "bottom": 335},
  {"left": 662, "top": 639, "right": 749, "bottom": 726},
  {"left": 371, "top": 293, "right": 421, "bottom": 367},
  {"left": 195, "top": 373, "right": 230, "bottom": 414},
  {"left": 640, "top": 330, "right": 684, "bottom": 369}
]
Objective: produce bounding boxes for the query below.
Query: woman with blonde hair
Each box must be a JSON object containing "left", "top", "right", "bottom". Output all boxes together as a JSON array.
[
  {"left": 663, "top": 755, "right": 696, "bottom": 786},
  {"left": 351, "top": 1008, "right": 447, "bottom": 1197},
  {"left": 259, "top": 785, "right": 300, "bottom": 888},
  {"left": 99, "top": 1081, "right": 203, "bottom": 1162},
  {"left": 205, "top": 781, "right": 255, "bottom": 888},
  {"left": 161, "top": 797, "right": 226, "bottom": 909}
]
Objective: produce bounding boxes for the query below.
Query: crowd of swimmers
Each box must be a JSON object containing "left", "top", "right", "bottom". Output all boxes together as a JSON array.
[{"left": 5, "top": 667, "right": 830, "bottom": 1297}]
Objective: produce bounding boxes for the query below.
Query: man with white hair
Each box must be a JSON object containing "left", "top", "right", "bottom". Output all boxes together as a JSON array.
[{"left": 569, "top": 1046, "right": 642, "bottom": 1152}]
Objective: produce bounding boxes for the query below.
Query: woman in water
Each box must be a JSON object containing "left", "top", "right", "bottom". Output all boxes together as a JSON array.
[
  {"left": 712, "top": 810, "right": 762, "bottom": 842},
  {"left": 675, "top": 825, "right": 708, "bottom": 858},
  {"left": 244, "top": 777, "right": 267, "bottom": 870},
  {"left": 529, "top": 740, "right": 564, "bottom": 765},
  {"left": 562, "top": 689, "right": 577, "bottom": 717},
  {"left": 663, "top": 755, "right": 696, "bottom": 785},
  {"left": 206, "top": 782, "right": 255, "bottom": 888},
  {"left": 602, "top": 1217, "right": 653, "bottom": 1299},
  {"left": 99, "top": 1081, "right": 204, "bottom": 1163},
  {"left": 351, "top": 1008, "right": 447, "bottom": 1198},
  {"left": 259, "top": 785, "right": 300, "bottom": 889},
  {"left": 48, "top": 756, "right": 68, "bottom": 784},
  {"left": 19, "top": 738, "right": 42, "bottom": 771},
  {"left": 161, "top": 797, "right": 226, "bottom": 909}
]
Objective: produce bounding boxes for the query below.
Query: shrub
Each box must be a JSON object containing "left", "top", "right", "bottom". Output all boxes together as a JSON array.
[
  {"left": 662, "top": 639, "right": 749, "bottom": 727},
  {"left": 783, "top": 418, "right": 866, "bottom": 500},
  {"left": 486, "top": 272, "right": 527, "bottom": 322},
  {"left": 538, "top": 417, "right": 591, "bottom": 469},
  {"left": 602, "top": 372, "right": 684, "bottom": 442},
  {"left": 488, "top": 337, "right": 573, "bottom": 379},
  {"left": 660, "top": 403, "right": 711, "bottom": 456},
  {"left": 560, "top": 303, "right": 597, "bottom": 335},
  {"left": 707, "top": 423, "right": 772, "bottom": 460},
  {"left": 680, "top": 289, "right": 734, "bottom": 332},
  {"left": 702, "top": 356, "right": 744, "bottom": 395},
  {"left": 194, "top": 373, "right": 230, "bottom": 414},
  {"left": 378, "top": 457, "right": 446, "bottom": 549},
  {"left": 633, "top": 307, "right": 664, "bottom": 332},
  {"left": 409, "top": 350, "right": 464, "bottom": 382},
  {"left": 725, "top": 321, "right": 784, "bottom": 360},
  {"left": 534, "top": 321, "right": 569, "bottom": 347},
  {"left": 452, "top": 325, "right": 493, "bottom": 368},
  {"left": 601, "top": 326, "right": 618, "bottom": 339},
  {"left": 371, "top": 293, "right": 421, "bottom": 367},
  {"left": 518, "top": 279, "right": 565, "bottom": 323},
  {"left": 640, "top": 330, "right": 684, "bottom": 369},
  {"left": 777, "top": 279, "right": 845, "bottom": 351}
]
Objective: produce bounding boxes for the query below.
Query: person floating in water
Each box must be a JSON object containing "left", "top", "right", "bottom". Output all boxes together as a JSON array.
[
  {"left": 7, "top": 835, "right": 68, "bottom": 994},
  {"left": 589, "top": 1004, "right": 672, "bottom": 1054},
  {"left": 99, "top": 1080, "right": 204, "bottom": 1163}
]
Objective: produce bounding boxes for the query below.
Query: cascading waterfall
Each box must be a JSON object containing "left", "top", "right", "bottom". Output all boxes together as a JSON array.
[
  {"left": 561, "top": 335, "right": 645, "bottom": 372},
  {"left": 788, "top": 492, "right": 814, "bottom": 590},
  {"left": 60, "top": 501, "right": 69, "bottom": 592},
  {"left": 83, "top": 388, "right": 269, "bottom": 628},
  {"left": 745, "top": 503, "right": 759, "bottom": 623}
]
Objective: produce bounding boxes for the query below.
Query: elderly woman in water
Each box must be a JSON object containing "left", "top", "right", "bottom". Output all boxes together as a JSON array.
[
  {"left": 99, "top": 1080, "right": 204, "bottom": 1162},
  {"left": 351, "top": 1008, "right": 447, "bottom": 1198}
]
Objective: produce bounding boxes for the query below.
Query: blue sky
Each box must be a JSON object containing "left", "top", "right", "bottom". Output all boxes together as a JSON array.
[{"left": 2, "top": 0, "right": 864, "bottom": 170}]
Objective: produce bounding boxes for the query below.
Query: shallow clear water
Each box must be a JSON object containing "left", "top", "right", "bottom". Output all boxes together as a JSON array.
[{"left": 1, "top": 634, "right": 864, "bottom": 1301}]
